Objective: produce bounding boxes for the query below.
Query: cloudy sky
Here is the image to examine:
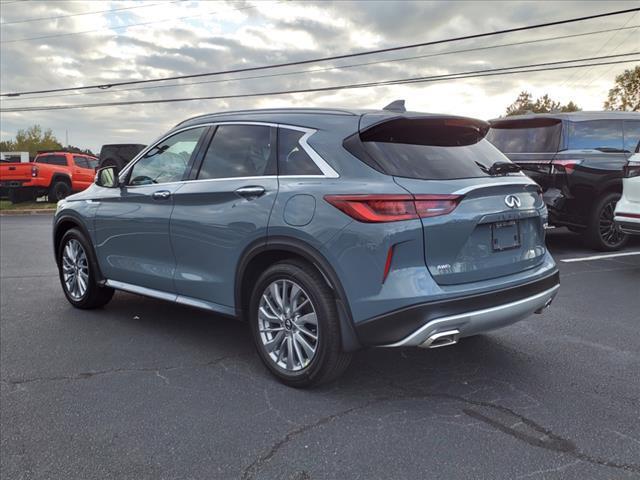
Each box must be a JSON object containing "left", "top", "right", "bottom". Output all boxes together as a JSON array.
[{"left": 0, "top": 0, "right": 638, "bottom": 152}]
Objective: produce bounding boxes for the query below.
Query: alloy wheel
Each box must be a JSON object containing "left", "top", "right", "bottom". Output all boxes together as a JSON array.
[
  {"left": 598, "top": 200, "right": 625, "bottom": 247},
  {"left": 258, "top": 279, "right": 319, "bottom": 372},
  {"left": 62, "top": 239, "right": 89, "bottom": 300}
]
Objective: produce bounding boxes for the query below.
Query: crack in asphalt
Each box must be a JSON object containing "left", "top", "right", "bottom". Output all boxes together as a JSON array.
[
  {"left": 241, "top": 376, "right": 640, "bottom": 479},
  {"left": 0, "top": 353, "right": 244, "bottom": 388}
]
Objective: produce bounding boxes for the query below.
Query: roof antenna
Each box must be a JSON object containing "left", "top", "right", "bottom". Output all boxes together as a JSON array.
[{"left": 383, "top": 99, "right": 406, "bottom": 113}]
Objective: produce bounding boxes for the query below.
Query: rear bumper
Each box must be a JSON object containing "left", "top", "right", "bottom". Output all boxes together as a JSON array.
[{"left": 355, "top": 270, "right": 560, "bottom": 346}]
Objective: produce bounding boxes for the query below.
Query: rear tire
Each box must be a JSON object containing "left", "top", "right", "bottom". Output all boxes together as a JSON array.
[
  {"left": 585, "top": 192, "right": 628, "bottom": 251},
  {"left": 48, "top": 180, "right": 71, "bottom": 203},
  {"left": 249, "top": 260, "right": 352, "bottom": 387},
  {"left": 57, "top": 228, "right": 114, "bottom": 309}
]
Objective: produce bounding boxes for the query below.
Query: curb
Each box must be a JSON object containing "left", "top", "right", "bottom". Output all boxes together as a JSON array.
[{"left": 0, "top": 209, "right": 55, "bottom": 216}]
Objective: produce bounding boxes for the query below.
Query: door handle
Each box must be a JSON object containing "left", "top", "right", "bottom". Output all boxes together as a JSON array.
[
  {"left": 152, "top": 190, "right": 171, "bottom": 200},
  {"left": 235, "top": 186, "right": 265, "bottom": 199}
]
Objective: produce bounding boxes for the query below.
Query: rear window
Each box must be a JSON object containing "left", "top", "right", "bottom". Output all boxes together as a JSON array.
[
  {"left": 486, "top": 118, "right": 561, "bottom": 153},
  {"left": 566, "top": 120, "right": 623, "bottom": 152},
  {"left": 347, "top": 117, "right": 512, "bottom": 180}
]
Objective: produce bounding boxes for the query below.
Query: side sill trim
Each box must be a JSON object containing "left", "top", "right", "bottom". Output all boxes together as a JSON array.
[
  {"left": 104, "top": 280, "right": 235, "bottom": 317},
  {"left": 381, "top": 284, "right": 560, "bottom": 347}
]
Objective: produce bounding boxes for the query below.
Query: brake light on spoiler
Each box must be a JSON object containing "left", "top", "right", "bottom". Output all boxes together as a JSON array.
[{"left": 324, "top": 194, "right": 462, "bottom": 223}]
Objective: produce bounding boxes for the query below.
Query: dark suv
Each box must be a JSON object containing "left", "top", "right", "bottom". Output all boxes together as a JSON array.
[{"left": 487, "top": 112, "right": 640, "bottom": 250}]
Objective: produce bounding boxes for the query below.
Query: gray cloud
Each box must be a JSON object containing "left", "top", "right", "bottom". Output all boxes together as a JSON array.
[{"left": 1, "top": 0, "right": 637, "bottom": 151}]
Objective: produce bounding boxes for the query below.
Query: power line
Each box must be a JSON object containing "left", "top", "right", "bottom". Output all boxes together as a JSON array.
[
  {"left": 0, "top": 1, "right": 264, "bottom": 44},
  {"left": 563, "top": 10, "right": 638, "bottom": 87},
  {"left": 583, "top": 26, "right": 640, "bottom": 86},
  {"left": 4, "top": 24, "right": 638, "bottom": 103},
  {"left": 2, "top": 6, "right": 638, "bottom": 97},
  {"left": 2, "top": 54, "right": 637, "bottom": 113},
  {"left": 0, "top": 1, "right": 183, "bottom": 25}
]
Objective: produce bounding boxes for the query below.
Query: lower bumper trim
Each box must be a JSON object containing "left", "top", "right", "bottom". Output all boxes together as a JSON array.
[{"left": 381, "top": 284, "right": 559, "bottom": 347}]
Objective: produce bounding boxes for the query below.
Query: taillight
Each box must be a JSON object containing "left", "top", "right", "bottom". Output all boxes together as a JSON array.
[
  {"left": 324, "top": 194, "right": 461, "bottom": 223},
  {"left": 551, "top": 159, "right": 582, "bottom": 175},
  {"left": 31, "top": 165, "right": 38, "bottom": 177},
  {"left": 624, "top": 161, "right": 640, "bottom": 178}
]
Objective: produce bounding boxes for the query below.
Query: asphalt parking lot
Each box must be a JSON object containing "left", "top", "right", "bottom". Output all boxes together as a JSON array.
[{"left": 1, "top": 215, "right": 639, "bottom": 480}]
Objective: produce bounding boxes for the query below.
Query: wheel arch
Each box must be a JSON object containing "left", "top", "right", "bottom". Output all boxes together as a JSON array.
[
  {"left": 235, "top": 236, "right": 362, "bottom": 352},
  {"left": 50, "top": 173, "right": 72, "bottom": 186},
  {"left": 53, "top": 215, "right": 105, "bottom": 283}
]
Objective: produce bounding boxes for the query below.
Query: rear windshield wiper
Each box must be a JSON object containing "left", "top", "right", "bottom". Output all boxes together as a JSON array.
[
  {"left": 594, "top": 147, "right": 628, "bottom": 153},
  {"left": 477, "top": 161, "right": 521, "bottom": 176}
]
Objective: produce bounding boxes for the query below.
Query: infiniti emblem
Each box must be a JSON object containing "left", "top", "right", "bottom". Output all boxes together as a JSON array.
[{"left": 504, "top": 194, "right": 521, "bottom": 209}]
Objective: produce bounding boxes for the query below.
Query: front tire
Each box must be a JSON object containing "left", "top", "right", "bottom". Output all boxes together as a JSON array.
[
  {"left": 585, "top": 193, "right": 628, "bottom": 251},
  {"left": 249, "top": 260, "right": 352, "bottom": 387},
  {"left": 57, "top": 228, "right": 114, "bottom": 309}
]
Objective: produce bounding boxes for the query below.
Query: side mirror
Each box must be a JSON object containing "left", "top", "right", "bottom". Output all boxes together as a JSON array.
[{"left": 95, "top": 166, "right": 120, "bottom": 188}]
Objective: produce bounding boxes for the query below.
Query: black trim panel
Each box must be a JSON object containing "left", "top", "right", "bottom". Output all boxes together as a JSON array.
[{"left": 355, "top": 270, "right": 560, "bottom": 346}]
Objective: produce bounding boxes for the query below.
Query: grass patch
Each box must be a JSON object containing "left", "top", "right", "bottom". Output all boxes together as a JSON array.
[{"left": 0, "top": 199, "right": 56, "bottom": 211}]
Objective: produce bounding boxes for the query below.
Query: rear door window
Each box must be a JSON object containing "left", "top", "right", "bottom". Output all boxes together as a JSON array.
[
  {"left": 486, "top": 118, "right": 562, "bottom": 153},
  {"left": 278, "top": 128, "right": 322, "bottom": 175},
  {"left": 36, "top": 155, "right": 67, "bottom": 166},
  {"left": 197, "top": 125, "right": 275, "bottom": 179},
  {"left": 566, "top": 120, "right": 624, "bottom": 152}
]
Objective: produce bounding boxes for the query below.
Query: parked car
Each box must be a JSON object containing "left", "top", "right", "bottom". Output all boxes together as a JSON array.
[
  {"left": 98, "top": 144, "right": 146, "bottom": 172},
  {"left": 487, "top": 111, "right": 640, "bottom": 251},
  {"left": 614, "top": 151, "right": 640, "bottom": 235},
  {"left": 53, "top": 107, "right": 559, "bottom": 387},
  {"left": 0, "top": 151, "right": 98, "bottom": 203}
]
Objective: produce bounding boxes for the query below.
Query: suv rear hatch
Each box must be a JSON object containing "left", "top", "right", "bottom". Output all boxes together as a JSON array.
[
  {"left": 486, "top": 117, "right": 562, "bottom": 190},
  {"left": 345, "top": 115, "right": 547, "bottom": 285}
]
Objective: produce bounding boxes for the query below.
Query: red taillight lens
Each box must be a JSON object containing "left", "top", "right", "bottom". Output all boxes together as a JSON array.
[
  {"left": 324, "top": 194, "right": 461, "bottom": 223},
  {"left": 552, "top": 159, "right": 582, "bottom": 175},
  {"left": 31, "top": 166, "right": 38, "bottom": 177},
  {"left": 624, "top": 161, "right": 640, "bottom": 178},
  {"left": 414, "top": 195, "right": 461, "bottom": 218}
]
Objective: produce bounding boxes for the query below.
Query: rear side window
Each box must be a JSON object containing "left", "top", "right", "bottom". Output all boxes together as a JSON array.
[
  {"left": 486, "top": 118, "right": 562, "bottom": 153},
  {"left": 624, "top": 120, "right": 640, "bottom": 153},
  {"left": 348, "top": 117, "right": 511, "bottom": 180},
  {"left": 198, "top": 125, "right": 275, "bottom": 179},
  {"left": 36, "top": 155, "right": 67, "bottom": 166},
  {"left": 278, "top": 128, "right": 322, "bottom": 175},
  {"left": 566, "top": 120, "right": 623, "bottom": 151}
]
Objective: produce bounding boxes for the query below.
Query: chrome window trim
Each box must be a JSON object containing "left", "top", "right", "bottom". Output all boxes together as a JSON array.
[
  {"left": 118, "top": 121, "right": 339, "bottom": 188},
  {"left": 452, "top": 178, "right": 535, "bottom": 195}
]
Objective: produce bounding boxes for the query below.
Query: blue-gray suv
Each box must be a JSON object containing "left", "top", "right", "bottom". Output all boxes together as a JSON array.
[{"left": 53, "top": 107, "right": 560, "bottom": 387}]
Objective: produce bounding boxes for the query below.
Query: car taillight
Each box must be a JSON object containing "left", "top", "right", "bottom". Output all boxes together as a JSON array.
[
  {"left": 324, "top": 194, "right": 461, "bottom": 223},
  {"left": 551, "top": 159, "right": 582, "bottom": 174},
  {"left": 624, "top": 161, "right": 640, "bottom": 178},
  {"left": 31, "top": 166, "right": 38, "bottom": 177}
]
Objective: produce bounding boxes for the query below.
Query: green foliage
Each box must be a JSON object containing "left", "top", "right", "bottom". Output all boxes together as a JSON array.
[
  {"left": 0, "top": 125, "right": 63, "bottom": 158},
  {"left": 604, "top": 66, "right": 640, "bottom": 111},
  {"left": 505, "top": 91, "right": 581, "bottom": 116}
]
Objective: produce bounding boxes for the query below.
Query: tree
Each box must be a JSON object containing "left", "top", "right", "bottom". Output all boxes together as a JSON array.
[
  {"left": 505, "top": 91, "right": 581, "bottom": 116},
  {"left": 0, "top": 125, "right": 63, "bottom": 158},
  {"left": 604, "top": 66, "right": 640, "bottom": 111}
]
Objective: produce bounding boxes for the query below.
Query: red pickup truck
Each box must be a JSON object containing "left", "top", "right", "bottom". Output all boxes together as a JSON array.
[{"left": 0, "top": 151, "right": 98, "bottom": 203}]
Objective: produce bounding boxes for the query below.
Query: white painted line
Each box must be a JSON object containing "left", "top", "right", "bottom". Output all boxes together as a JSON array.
[{"left": 560, "top": 251, "right": 640, "bottom": 263}]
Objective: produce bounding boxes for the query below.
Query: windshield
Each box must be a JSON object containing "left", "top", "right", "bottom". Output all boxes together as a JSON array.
[{"left": 487, "top": 119, "right": 561, "bottom": 153}]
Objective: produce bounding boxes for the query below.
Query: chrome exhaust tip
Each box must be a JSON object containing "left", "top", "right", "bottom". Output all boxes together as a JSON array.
[
  {"left": 534, "top": 296, "right": 554, "bottom": 314},
  {"left": 419, "top": 329, "right": 460, "bottom": 349}
]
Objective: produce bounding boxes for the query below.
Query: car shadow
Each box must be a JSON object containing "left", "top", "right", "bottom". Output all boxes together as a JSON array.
[{"left": 545, "top": 226, "right": 640, "bottom": 256}]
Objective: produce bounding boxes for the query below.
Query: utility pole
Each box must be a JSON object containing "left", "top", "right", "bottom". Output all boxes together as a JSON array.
[{"left": 65, "top": 129, "right": 69, "bottom": 148}]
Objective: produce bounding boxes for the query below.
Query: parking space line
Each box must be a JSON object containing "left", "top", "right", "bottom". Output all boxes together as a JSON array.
[{"left": 560, "top": 251, "right": 640, "bottom": 263}]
